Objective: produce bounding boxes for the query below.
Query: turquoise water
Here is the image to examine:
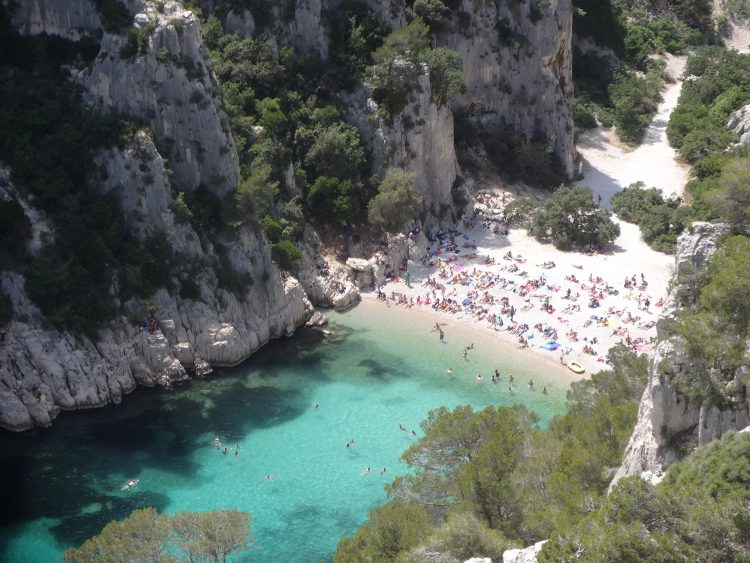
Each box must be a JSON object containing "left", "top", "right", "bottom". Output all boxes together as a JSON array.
[{"left": 0, "top": 302, "right": 572, "bottom": 562}]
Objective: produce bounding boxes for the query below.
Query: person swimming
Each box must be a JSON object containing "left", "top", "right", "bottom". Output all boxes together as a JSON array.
[
  {"left": 266, "top": 474, "right": 274, "bottom": 481},
  {"left": 380, "top": 467, "right": 387, "bottom": 475},
  {"left": 446, "top": 368, "right": 453, "bottom": 375},
  {"left": 121, "top": 479, "right": 139, "bottom": 491},
  {"left": 399, "top": 424, "right": 406, "bottom": 431},
  {"left": 542, "top": 386, "right": 548, "bottom": 394},
  {"left": 360, "top": 466, "right": 371, "bottom": 476},
  {"left": 475, "top": 374, "right": 482, "bottom": 383},
  {"left": 314, "top": 403, "right": 320, "bottom": 409},
  {"left": 410, "top": 430, "right": 417, "bottom": 437}
]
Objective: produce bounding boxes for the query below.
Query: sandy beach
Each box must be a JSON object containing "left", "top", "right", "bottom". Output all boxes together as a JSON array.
[{"left": 367, "top": 56, "right": 687, "bottom": 377}]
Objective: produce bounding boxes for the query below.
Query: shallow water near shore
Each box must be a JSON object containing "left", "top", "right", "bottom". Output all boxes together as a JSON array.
[{"left": 0, "top": 302, "right": 574, "bottom": 562}]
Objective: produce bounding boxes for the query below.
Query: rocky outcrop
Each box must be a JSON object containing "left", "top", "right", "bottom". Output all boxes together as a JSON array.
[
  {"left": 0, "top": 1, "right": 314, "bottom": 429},
  {"left": 728, "top": 103, "right": 750, "bottom": 145},
  {"left": 502, "top": 541, "right": 547, "bottom": 563},
  {"left": 612, "top": 221, "right": 746, "bottom": 488},
  {"left": 675, "top": 221, "right": 730, "bottom": 273},
  {"left": 342, "top": 72, "right": 465, "bottom": 224},
  {"left": 77, "top": 2, "right": 240, "bottom": 196},
  {"left": 441, "top": 0, "right": 575, "bottom": 178},
  {"left": 0, "top": 128, "right": 312, "bottom": 431},
  {"left": 4, "top": 0, "right": 101, "bottom": 40},
  {"left": 296, "top": 227, "right": 361, "bottom": 309}
]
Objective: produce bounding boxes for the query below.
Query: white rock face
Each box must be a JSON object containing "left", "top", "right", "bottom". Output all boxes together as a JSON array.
[
  {"left": 441, "top": 0, "right": 575, "bottom": 177},
  {"left": 728, "top": 103, "right": 750, "bottom": 145},
  {"left": 0, "top": 133, "right": 313, "bottom": 430},
  {"left": 502, "top": 540, "right": 547, "bottom": 563},
  {"left": 80, "top": 5, "right": 240, "bottom": 196},
  {"left": 612, "top": 222, "right": 747, "bottom": 488},
  {"left": 343, "top": 72, "right": 463, "bottom": 224},
  {"left": 6, "top": 0, "right": 101, "bottom": 39}
]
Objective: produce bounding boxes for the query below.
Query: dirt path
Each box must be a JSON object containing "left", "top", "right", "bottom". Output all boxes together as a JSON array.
[{"left": 575, "top": 55, "right": 689, "bottom": 207}]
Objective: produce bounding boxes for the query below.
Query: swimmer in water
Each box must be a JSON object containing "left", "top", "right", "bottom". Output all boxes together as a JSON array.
[
  {"left": 346, "top": 439, "right": 355, "bottom": 448},
  {"left": 314, "top": 403, "right": 320, "bottom": 409},
  {"left": 508, "top": 373, "right": 515, "bottom": 384},
  {"left": 528, "top": 378, "right": 534, "bottom": 389},
  {"left": 542, "top": 386, "right": 548, "bottom": 395},
  {"left": 399, "top": 424, "right": 406, "bottom": 431},
  {"left": 360, "top": 466, "right": 371, "bottom": 476},
  {"left": 380, "top": 467, "right": 387, "bottom": 475},
  {"left": 475, "top": 374, "right": 482, "bottom": 383},
  {"left": 447, "top": 368, "right": 453, "bottom": 375},
  {"left": 266, "top": 474, "right": 274, "bottom": 481},
  {"left": 410, "top": 430, "right": 417, "bottom": 437}
]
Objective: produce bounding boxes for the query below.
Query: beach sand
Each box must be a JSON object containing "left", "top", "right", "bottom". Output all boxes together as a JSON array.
[{"left": 366, "top": 56, "right": 687, "bottom": 377}]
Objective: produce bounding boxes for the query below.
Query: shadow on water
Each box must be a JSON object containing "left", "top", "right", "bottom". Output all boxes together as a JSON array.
[
  {"left": 357, "top": 357, "right": 409, "bottom": 382},
  {"left": 49, "top": 490, "right": 172, "bottom": 548},
  {"left": 0, "top": 327, "right": 345, "bottom": 558}
]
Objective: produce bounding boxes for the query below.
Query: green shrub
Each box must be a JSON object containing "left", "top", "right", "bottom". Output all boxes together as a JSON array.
[
  {"left": 367, "top": 168, "right": 421, "bottom": 233},
  {"left": 529, "top": 186, "right": 620, "bottom": 250},
  {"left": 307, "top": 176, "right": 356, "bottom": 223},
  {"left": 271, "top": 239, "right": 301, "bottom": 271},
  {"left": 260, "top": 215, "right": 282, "bottom": 243},
  {"left": 572, "top": 97, "right": 597, "bottom": 128},
  {"left": 611, "top": 183, "right": 689, "bottom": 253},
  {"left": 608, "top": 68, "right": 663, "bottom": 144},
  {"left": 597, "top": 106, "right": 614, "bottom": 127},
  {"left": 92, "top": 0, "right": 131, "bottom": 33}
]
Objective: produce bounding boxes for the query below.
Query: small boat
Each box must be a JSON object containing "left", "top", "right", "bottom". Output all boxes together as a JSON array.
[{"left": 567, "top": 361, "right": 585, "bottom": 374}]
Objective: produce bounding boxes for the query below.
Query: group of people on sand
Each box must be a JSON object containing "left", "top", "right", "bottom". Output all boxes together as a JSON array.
[{"left": 375, "top": 227, "right": 665, "bottom": 367}]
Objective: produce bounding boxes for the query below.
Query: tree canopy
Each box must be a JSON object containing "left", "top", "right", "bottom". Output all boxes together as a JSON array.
[
  {"left": 367, "top": 168, "right": 422, "bottom": 233},
  {"left": 528, "top": 186, "right": 620, "bottom": 250},
  {"left": 62, "top": 507, "right": 252, "bottom": 563}
]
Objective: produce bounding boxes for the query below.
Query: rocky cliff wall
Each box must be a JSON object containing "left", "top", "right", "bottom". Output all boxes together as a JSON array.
[
  {"left": 342, "top": 71, "right": 464, "bottom": 224},
  {"left": 0, "top": 1, "right": 312, "bottom": 431},
  {"left": 4, "top": 0, "right": 101, "bottom": 39},
  {"left": 611, "top": 222, "right": 749, "bottom": 488},
  {"left": 220, "top": 0, "right": 575, "bottom": 185},
  {"left": 77, "top": 1, "right": 240, "bottom": 196},
  {"left": 441, "top": 0, "right": 575, "bottom": 178}
]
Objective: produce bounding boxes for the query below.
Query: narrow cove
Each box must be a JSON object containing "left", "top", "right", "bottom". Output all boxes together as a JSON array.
[{"left": 0, "top": 301, "right": 575, "bottom": 562}]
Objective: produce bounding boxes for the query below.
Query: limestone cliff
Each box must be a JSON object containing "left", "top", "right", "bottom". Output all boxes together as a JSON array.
[
  {"left": 440, "top": 0, "right": 575, "bottom": 178},
  {"left": 217, "top": 0, "right": 575, "bottom": 187},
  {"left": 611, "top": 222, "right": 749, "bottom": 488},
  {"left": 342, "top": 71, "right": 464, "bottom": 223},
  {"left": 79, "top": 2, "right": 240, "bottom": 196},
  {"left": 0, "top": 0, "right": 312, "bottom": 431}
]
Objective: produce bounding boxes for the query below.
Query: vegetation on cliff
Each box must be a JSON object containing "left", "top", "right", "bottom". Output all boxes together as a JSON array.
[
  {"left": 0, "top": 10, "right": 170, "bottom": 333},
  {"left": 572, "top": 0, "right": 713, "bottom": 143},
  {"left": 63, "top": 507, "right": 252, "bottom": 562}
]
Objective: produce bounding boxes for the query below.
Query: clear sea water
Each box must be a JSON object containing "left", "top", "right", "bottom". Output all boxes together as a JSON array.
[{"left": 0, "top": 301, "right": 573, "bottom": 562}]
